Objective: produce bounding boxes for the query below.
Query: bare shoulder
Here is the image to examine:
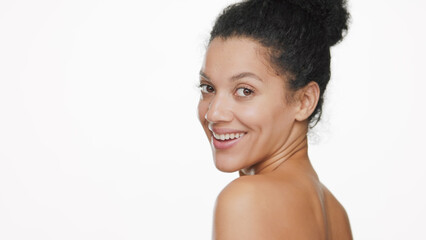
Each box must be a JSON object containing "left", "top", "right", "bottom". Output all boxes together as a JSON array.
[{"left": 213, "top": 175, "right": 325, "bottom": 240}]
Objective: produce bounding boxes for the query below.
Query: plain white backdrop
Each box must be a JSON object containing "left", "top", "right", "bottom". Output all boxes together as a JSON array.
[{"left": 0, "top": 0, "right": 425, "bottom": 239}]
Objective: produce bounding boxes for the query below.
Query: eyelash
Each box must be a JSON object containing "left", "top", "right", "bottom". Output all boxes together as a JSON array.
[
  {"left": 198, "top": 83, "right": 215, "bottom": 94},
  {"left": 198, "top": 83, "right": 255, "bottom": 97}
]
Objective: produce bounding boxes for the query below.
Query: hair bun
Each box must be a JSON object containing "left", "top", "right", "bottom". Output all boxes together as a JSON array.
[{"left": 282, "top": 0, "right": 350, "bottom": 46}]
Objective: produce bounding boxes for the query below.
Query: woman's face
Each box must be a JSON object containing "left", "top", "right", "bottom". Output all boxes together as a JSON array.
[{"left": 198, "top": 37, "right": 299, "bottom": 173}]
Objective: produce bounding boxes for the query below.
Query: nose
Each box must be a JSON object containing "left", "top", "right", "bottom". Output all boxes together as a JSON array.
[{"left": 205, "top": 95, "right": 234, "bottom": 123}]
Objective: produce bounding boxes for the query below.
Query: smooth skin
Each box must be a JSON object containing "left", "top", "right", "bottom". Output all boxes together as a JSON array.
[{"left": 198, "top": 37, "right": 352, "bottom": 240}]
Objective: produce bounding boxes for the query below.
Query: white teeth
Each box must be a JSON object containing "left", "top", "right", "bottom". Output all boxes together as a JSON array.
[{"left": 213, "top": 132, "right": 245, "bottom": 140}]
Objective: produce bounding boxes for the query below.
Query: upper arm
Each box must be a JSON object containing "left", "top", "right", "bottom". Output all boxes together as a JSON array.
[{"left": 212, "top": 177, "right": 315, "bottom": 240}]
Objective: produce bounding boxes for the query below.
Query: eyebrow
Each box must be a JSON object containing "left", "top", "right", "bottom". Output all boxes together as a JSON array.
[
  {"left": 230, "top": 72, "right": 263, "bottom": 82},
  {"left": 199, "top": 71, "right": 263, "bottom": 82},
  {"left": 199, "top": 71, "right": 210, "bottom": 81}
]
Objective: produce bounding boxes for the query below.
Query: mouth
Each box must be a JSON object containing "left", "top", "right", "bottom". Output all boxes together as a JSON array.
[
  {"left": 211, "top": 131, "right": 247, "bottom": 150},
  {"left": 212, "top": 132, "right": 245, "bottom": 141}
]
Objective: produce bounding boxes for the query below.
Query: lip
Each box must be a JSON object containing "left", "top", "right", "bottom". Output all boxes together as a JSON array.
[
  {"left": 208, "top": 125, "right": 246, "bottom": 135},
  {"left": 211, "top": 132, "right": 246, "bottom": 150}
]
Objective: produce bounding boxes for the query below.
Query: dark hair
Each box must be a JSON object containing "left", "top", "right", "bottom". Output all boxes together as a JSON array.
[{"left": 209, "top": 0, "right": 349, "bottom": 126}]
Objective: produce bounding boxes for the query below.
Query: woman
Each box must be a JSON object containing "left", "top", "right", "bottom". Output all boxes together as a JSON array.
[{"left": 197, "top": 0, "right": 352, "bottom": 239}]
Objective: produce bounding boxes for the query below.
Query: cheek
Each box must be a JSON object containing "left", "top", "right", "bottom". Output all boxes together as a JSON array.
[
  {"left": 234, "top": 100, "right": 274, "bottom": 128},
  {"left": 234, "top": 97, "right": 292, "bottom": 141}
]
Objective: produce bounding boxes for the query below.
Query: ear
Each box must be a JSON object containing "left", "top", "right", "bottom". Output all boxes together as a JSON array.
[{"left": 294, "top": 81, "right": 320, "bottom": 122}]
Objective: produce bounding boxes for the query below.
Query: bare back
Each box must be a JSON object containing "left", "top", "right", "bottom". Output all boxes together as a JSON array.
[
  {"left": 322, "top": 185, "right": 353, "bottom": 240},
  {"left": 267, "top": 162, "right": 353, "bottom": 240},
  {"left": 268, "top": 167, "right": 353, "bottom": 240},
  {"left": 214, "top": 159, "right": 353, "bottom": 240}
]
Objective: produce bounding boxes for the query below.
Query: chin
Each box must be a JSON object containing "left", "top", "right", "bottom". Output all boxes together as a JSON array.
[
  {"left": 213, "top": 155, "right": 249, "bottom": 173},
  {"left": 215, "top": 164, "right": 239, "bottom": 173}
]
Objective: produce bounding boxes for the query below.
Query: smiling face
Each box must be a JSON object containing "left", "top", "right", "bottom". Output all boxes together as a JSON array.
[{"left": 198, "top": 37, "right": 301, "bottom": 173}]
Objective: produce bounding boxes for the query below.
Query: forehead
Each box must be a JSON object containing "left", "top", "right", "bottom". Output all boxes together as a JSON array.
[{"left": 202, "top": 37, "right": 277, "bottom": 80}]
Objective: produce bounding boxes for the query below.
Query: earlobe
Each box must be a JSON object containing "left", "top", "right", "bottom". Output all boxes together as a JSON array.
[{"left": 295, "top": 82, "right": 320, "bottom": 121}]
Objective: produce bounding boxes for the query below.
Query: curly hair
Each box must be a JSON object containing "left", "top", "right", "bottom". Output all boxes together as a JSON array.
[{"left": 209, "top": 0, "right": 350, "bottom": 126}]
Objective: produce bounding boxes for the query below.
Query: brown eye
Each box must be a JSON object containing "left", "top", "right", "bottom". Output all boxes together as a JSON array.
[
  {"left": 200, "top": 84, "right": 215, "bottom": 93},
  {"left": 236, "top": 87, "right": 253, "bottom": 97}
]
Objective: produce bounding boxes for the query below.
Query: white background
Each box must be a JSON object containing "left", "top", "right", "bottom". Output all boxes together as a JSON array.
[{"left": 0, "top": 0, "right": 425, "bottom": 239}]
